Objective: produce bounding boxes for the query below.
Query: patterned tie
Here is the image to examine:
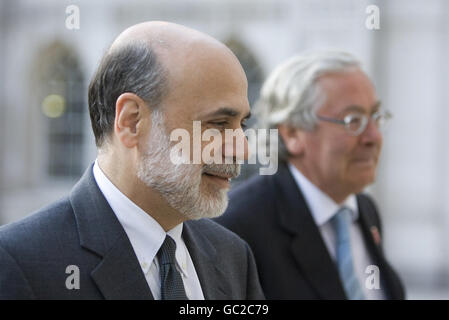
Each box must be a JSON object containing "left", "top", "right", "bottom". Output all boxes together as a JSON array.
[
  {"left": 331, "top": 207, "right": 365, "bottom": 300},
  {"left": 157, "top": 235, "right": 188, "bottom": 300}
]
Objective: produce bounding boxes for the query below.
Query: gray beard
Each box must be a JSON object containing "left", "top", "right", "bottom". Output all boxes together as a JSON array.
[{"left": 137, "top": 110, "right": 239, "bottom": 220}]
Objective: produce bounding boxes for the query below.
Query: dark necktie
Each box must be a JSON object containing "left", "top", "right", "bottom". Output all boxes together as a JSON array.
[{"left": 157, "top": 235, "right": 188, "bottom": 300}]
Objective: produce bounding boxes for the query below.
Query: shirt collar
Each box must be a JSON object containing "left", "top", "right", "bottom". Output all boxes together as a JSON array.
[
  {"left": 92, "top": 160, "right": 189, "bottom": 277},
  {"left": 287, "top": 162, "right": 358, "bottom": 226}
]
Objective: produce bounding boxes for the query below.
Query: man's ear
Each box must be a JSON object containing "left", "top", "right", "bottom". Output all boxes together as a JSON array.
[
  {"left": 114, "top": 93, "right": 147, "bottom": 148},
  {"left": 278, "top": 124, "right": 306, "bottom": 157}
]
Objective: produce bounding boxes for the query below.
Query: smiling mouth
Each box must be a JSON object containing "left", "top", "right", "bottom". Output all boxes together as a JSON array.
[
  {"left": 202, "top": 172, "right": 231, "bottom": 188},
  {"left": 353, "top": 158, "right": 377, "bottom": 165}
]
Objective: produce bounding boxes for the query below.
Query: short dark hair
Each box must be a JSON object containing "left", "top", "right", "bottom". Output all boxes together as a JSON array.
[{"left": 88, "top": 41, "right": 168, "bottom": 147}]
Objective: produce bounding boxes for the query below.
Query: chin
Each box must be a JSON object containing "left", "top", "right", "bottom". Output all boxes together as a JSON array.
[
  {"left": 353, "top": 175, "right": 376, "bottom": 192},
  {"left": 183, "top": 190, "right": 229, "bottom": 220}
]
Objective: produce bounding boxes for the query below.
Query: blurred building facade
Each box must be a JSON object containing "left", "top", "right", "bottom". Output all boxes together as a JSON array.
[{"left": 1, "top": 0, "right": 449, "bottom": 298}]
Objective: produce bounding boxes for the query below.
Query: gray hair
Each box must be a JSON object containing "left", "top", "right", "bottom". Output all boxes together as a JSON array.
[
  {"left": 88, "top": 40, "right": 168, "bottom": 147},
  {"left": 255, "top": 50, "right": 361, "bottom": 161}
]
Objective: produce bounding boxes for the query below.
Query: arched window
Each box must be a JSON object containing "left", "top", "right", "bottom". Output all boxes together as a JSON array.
[{"left": 34, "top": 41, "right": 85, "bottom": 178}]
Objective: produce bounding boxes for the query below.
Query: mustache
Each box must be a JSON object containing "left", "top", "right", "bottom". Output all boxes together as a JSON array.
[{"left": 202, "top": 163, "right": 241, "bottom": 179}]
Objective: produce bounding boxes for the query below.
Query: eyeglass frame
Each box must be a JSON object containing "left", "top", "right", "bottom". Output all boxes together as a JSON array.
[{"left": 316, "top": 107, "right": 393, "bottom": 136}]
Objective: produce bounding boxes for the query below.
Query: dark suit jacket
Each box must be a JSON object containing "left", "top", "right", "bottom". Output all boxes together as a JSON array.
[
  {"left": 0, "top": 165, "right": 264, "bottom": 300},
  {"left": 215, "top": 163, "right": 405, "bottom": 300}
]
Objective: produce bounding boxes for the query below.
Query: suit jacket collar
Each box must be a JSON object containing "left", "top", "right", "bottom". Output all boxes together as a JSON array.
[
  {"left": 357, "top": 196, "right": 383, "bottom": 256},
  {"left": 183, "top": 221, "right": 230, "bottom": 300},
  {"left": 274, "top": 162, "right": 347, "bottom": 299},
  {"left": 356, "top": 196, "right": 401, "bottom": 299},
  {"left": 70, "top": 164, "right": 153, "bottom": 299}
]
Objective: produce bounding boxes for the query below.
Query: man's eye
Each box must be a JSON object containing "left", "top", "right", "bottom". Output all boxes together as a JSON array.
[
  {"left": 209, "top": 120, "right": 247, "bottom": 130},
  {"left": 349, "top": 117, "right": 362, "bottom": 124},
  {"left": 210, "top": 121, "right": 228, "bottom": 128},
  {"left": 345, "top": 113, "right": 363, "bottom": 123}
]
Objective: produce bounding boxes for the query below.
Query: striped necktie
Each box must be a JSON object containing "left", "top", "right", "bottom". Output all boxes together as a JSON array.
[{"left": 331, "top": 207, "right": 365, "bottom": 300}]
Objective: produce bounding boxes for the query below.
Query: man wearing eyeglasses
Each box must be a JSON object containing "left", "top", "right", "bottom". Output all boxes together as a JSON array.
[{"left": 215, "top": 51, "right": 405, "bottom": 300}]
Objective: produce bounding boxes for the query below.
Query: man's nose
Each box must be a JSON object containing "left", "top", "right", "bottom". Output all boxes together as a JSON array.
[
  {"left": 360, "top": 117, "right": 382, "bottom": 145},
  {"left": 223, "top": 128, "right": 250, "bottom": 163}
]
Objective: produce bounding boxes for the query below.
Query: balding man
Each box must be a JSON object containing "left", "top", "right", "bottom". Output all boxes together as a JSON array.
[{"left": 0, "top": 22, "right": 264, "bottom": 300}]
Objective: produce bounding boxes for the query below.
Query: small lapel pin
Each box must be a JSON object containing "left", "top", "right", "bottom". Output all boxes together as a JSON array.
[{"left": 370, "top": 226, "right": 381, "bottom": 246}]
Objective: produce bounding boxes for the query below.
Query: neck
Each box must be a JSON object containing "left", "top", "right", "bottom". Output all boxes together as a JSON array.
[
  {"left": 288, "top": 158, "right": 351, "bottom": 205},
  {"left": 97, "top": 154, "right": 186, "bottom": 231}
]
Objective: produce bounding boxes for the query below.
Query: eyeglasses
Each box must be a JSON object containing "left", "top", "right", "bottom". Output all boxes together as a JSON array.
[{"left": 316, "top": 109, "right": 392, "bottom": 136}]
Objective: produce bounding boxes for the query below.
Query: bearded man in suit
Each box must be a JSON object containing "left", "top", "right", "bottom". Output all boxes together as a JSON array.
[{"left": 0, "top": 21, "right": 263, "bottom": 300}]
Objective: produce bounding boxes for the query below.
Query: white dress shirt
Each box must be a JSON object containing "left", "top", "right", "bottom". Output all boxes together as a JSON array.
[
  {"left": 288, "top": 163, "right": 386, "bottom": 300},
  {"left": 93, "top": 160, "right": 204, "bottom": 300}
]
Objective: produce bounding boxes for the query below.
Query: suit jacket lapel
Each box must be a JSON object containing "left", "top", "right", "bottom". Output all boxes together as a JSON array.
[
  {"left": 356, "top": 195, "right": 403, "bottom": 299},
  {"left": 183, "top": 221, "right": 229, "bottom": 300},
  {"left": 356, "top": 196, "right": 384, "bottom": 261},
  {"left": 274, "top": 163, "right": 346, "bottom": 299},
  {"left": 69, "top": 165, "right": 153, "bottom": 300},
  {"left": 90, "top": 231, "right": 154, "bottom": 300}
]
